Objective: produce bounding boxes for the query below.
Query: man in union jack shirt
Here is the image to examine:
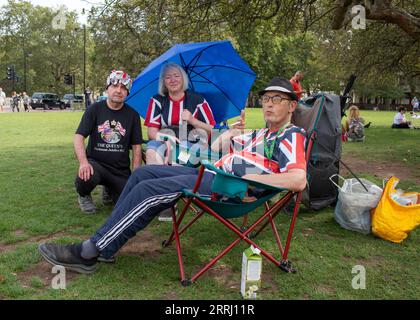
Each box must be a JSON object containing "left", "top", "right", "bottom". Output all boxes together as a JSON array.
[
  {"left": 211, "top": 77, "right": 306, "bottom": 188},
  {"left": 38, "top": 77, "right": 307, "bottom": 273},
  {"left": 213, "top": 122, "right": 306, "bottom": 177}
]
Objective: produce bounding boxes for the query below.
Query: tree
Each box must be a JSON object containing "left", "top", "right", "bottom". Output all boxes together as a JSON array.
[
  {"left": 0, "top": 0, "right": 87, "bottom": 95},
  {"left": 331, "top": 0, "right": 420, "bottom": 41}
]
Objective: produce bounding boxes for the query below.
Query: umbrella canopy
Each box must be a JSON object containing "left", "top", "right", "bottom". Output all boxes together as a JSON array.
[{"left": 125, "top": 40, "right": 256, "bottom": 123}]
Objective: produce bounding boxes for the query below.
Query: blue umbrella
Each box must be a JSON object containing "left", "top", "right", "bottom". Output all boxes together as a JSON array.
[{"left": 125, "top": 40, "right": 256, "bottom": 123}]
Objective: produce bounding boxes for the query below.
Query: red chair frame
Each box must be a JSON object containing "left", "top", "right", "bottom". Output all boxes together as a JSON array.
[{"left": 163, "top": 131, "right": 317, "bottom": 286}]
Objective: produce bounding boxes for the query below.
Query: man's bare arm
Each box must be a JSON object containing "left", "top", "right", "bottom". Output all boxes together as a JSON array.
[
  {"left": 211, "top": 110, "right": 246, "bottom": 153},
  {"left": 74, "top": 134, "right": 93, "bottom": 181},
  {"left": 131, "top": 144, "right": 142, "bottom": 170},
  {"left": 242, "top": 169, "right": 307, "bottom": 192}
]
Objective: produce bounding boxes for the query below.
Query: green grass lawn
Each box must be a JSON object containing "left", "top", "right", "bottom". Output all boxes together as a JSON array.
[{"left": 0, "top": 109, "right": 419, "bottom": 300}]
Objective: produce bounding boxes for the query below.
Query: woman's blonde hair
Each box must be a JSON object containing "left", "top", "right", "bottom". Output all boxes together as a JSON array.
[
  {"left": 348, "top": 105, "right": 360, "bottom": 121},
  {"left": 158, "top": 63, "right": 189, "bottom": 96}
]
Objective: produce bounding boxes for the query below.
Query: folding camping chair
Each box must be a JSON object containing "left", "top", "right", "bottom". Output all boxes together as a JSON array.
[{"left": 160, "top": 95, "right": 326, "bottom": 286}]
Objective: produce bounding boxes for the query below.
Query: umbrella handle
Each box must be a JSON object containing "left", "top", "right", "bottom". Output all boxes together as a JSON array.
[{"left": 179, "top": 120, "right": 188, "bottom": 141}]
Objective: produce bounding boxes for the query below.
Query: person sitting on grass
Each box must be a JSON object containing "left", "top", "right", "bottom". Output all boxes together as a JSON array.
[
  {"left": 343, "top": 105, "right": 370, "bottom": 142},
  {"left": 38, "top": 77, "right": 307, "bottom": 274},
  {"left": 392, "top": 106, "right": 416, "bottom": 129}
]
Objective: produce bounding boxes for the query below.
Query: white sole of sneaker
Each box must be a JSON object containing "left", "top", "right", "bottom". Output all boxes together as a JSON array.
[
  {"left": 81, "top": 210, "right": 97, "bottom": 214},
  {"left": 158, "top": 217, "right": 173, "bottom": 222},
  {"left": 97, "top": 256, "right": 116, "bottom": 263},
  {"left": 38, "top": 245, "right": 97, "bottom": 274}
]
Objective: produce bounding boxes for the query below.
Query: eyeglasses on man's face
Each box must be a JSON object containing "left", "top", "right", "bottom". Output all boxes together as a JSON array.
[{"left": 261, "top": 95, "right": 291, "bottom": 105}]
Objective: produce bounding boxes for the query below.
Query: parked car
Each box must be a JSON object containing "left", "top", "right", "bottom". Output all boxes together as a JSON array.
[
  {"left": 63, "top": 93, "right": 84, "bottom": 108},
  {"left": 30, "top": 92, "right": 66, "bottom": 110},
  {"left": 96, "top": 95, "right": 107, "bottom": 102}
]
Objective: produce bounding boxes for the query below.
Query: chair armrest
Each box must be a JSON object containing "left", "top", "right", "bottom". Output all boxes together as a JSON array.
[{"left": 201, "top": 160, "right": 285, "bottom": 200}]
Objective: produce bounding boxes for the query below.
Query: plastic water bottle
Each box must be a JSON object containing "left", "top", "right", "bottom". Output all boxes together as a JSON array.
[
  {"left": 396, "top": 197, "right": 413, "bottom": 206},
  {"left": 391, "top": 192, "right": 414, "bottom": 206}
]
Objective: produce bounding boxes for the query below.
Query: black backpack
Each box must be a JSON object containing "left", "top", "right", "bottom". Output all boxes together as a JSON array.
[{"left": 292, "top": 93, "right": 342, "bottom": 210}]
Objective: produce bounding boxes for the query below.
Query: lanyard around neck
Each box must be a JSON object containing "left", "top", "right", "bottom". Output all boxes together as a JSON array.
[{"left": 264, "top": 122, "right": 290, "bottom": 160}]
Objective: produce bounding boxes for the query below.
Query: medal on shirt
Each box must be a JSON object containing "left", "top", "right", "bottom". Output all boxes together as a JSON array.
[{"left": 264, "top": 122, "right": 290, "bottom": 160}]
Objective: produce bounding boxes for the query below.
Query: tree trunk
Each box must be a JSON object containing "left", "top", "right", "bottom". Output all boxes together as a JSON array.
[{"left": 332, "top": 0, "right": 420, "bottom": 41}]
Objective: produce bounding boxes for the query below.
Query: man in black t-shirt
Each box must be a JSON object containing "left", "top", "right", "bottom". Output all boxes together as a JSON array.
[{"left": 74, "top": 70, "right": 142, "bottom": 213}]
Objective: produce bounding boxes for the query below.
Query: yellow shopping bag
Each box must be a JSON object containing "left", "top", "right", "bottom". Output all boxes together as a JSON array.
[{"left": 372, "top": 177, "right": 420, "bottom": 243}]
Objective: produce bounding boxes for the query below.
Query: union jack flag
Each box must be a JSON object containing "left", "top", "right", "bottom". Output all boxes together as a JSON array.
[
  {"left": 114, "top": 121, "right": 126, "bottom": 136},
  {"left": 98, "top": 120, "right": 111, "bottom": 133},
  {"left": 144, "top": 98, "right": 162, "bottom": 128}
]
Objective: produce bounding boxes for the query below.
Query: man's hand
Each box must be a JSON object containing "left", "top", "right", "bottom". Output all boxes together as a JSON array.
[
  {"left": 231, "top": 110, "right": 246, "bottom": 130},
  {"left": 78, "top": 162, "right": 94, "bottom": 181}
]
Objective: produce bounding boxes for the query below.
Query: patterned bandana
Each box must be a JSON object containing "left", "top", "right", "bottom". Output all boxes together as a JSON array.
[{"left": 106, "top": 70, "right": 132, "bottom": 92}]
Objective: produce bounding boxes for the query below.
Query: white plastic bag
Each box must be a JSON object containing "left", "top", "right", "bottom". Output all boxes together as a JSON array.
[{"left": 330, "top": 174, "right": 383, "bottom": 234}]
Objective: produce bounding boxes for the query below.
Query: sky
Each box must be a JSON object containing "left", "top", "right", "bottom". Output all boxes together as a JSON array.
[{"left": 0, "top": 0, "right": 106, "bottom": 24}]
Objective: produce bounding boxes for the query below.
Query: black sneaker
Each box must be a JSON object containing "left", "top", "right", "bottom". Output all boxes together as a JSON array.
[
  {"left": 78, "top": 194, "right": 97, "bottom": 213},
  {"left": 38, "top": 243, "right": 98, "bottom": 274}
]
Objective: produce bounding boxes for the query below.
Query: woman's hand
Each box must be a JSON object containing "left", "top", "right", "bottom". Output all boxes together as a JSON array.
[{"left": 182, "top": 109, "right": 195, "bottom": 125}]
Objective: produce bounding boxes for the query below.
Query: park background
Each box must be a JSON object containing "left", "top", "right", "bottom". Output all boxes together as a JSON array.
[
  {"left": 0, "top": 0, "right": 419, "bottom": 109},
  {"left": 0, "top": 0, "right": 419, "bottom": 300}
]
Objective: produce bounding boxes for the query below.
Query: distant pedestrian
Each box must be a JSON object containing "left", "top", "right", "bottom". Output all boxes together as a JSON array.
[
  {"left": 0, "top": 87, "right": 5, "bottom": 112},
  {"left": 84, "top": 86, "right": 92, "bottom": 109},
  {"left": 11, "top": 91, "right": 20, "bottom": 112},
  {"left": 412, "top": 96, "right": 419, "bottom": 113},
  {"left": 290, "top": 71, "right": 305, "bottom": 100},
  {"left": 22, "top": 92, "right": 31, "bottom": 112}
]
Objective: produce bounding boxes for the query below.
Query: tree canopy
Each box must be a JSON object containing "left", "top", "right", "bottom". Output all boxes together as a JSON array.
[{"left": 0, "top": 0, "right": 418, "bottom": 99}]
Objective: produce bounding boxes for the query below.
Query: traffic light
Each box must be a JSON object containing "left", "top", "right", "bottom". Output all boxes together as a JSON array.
[
  {"left": 6, "top": 66, "right": 14, "bottom": 80},
  {"left": 64, "top": 74, "right": 73, "bottom": 85}
]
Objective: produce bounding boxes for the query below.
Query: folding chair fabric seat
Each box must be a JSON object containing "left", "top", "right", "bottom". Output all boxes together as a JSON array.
[
  {"left": 182, "top": 189, "right": 279, "bottom": 219},
  {"left": 182, "top": 161, "right": 284, "bottom": 218}
]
